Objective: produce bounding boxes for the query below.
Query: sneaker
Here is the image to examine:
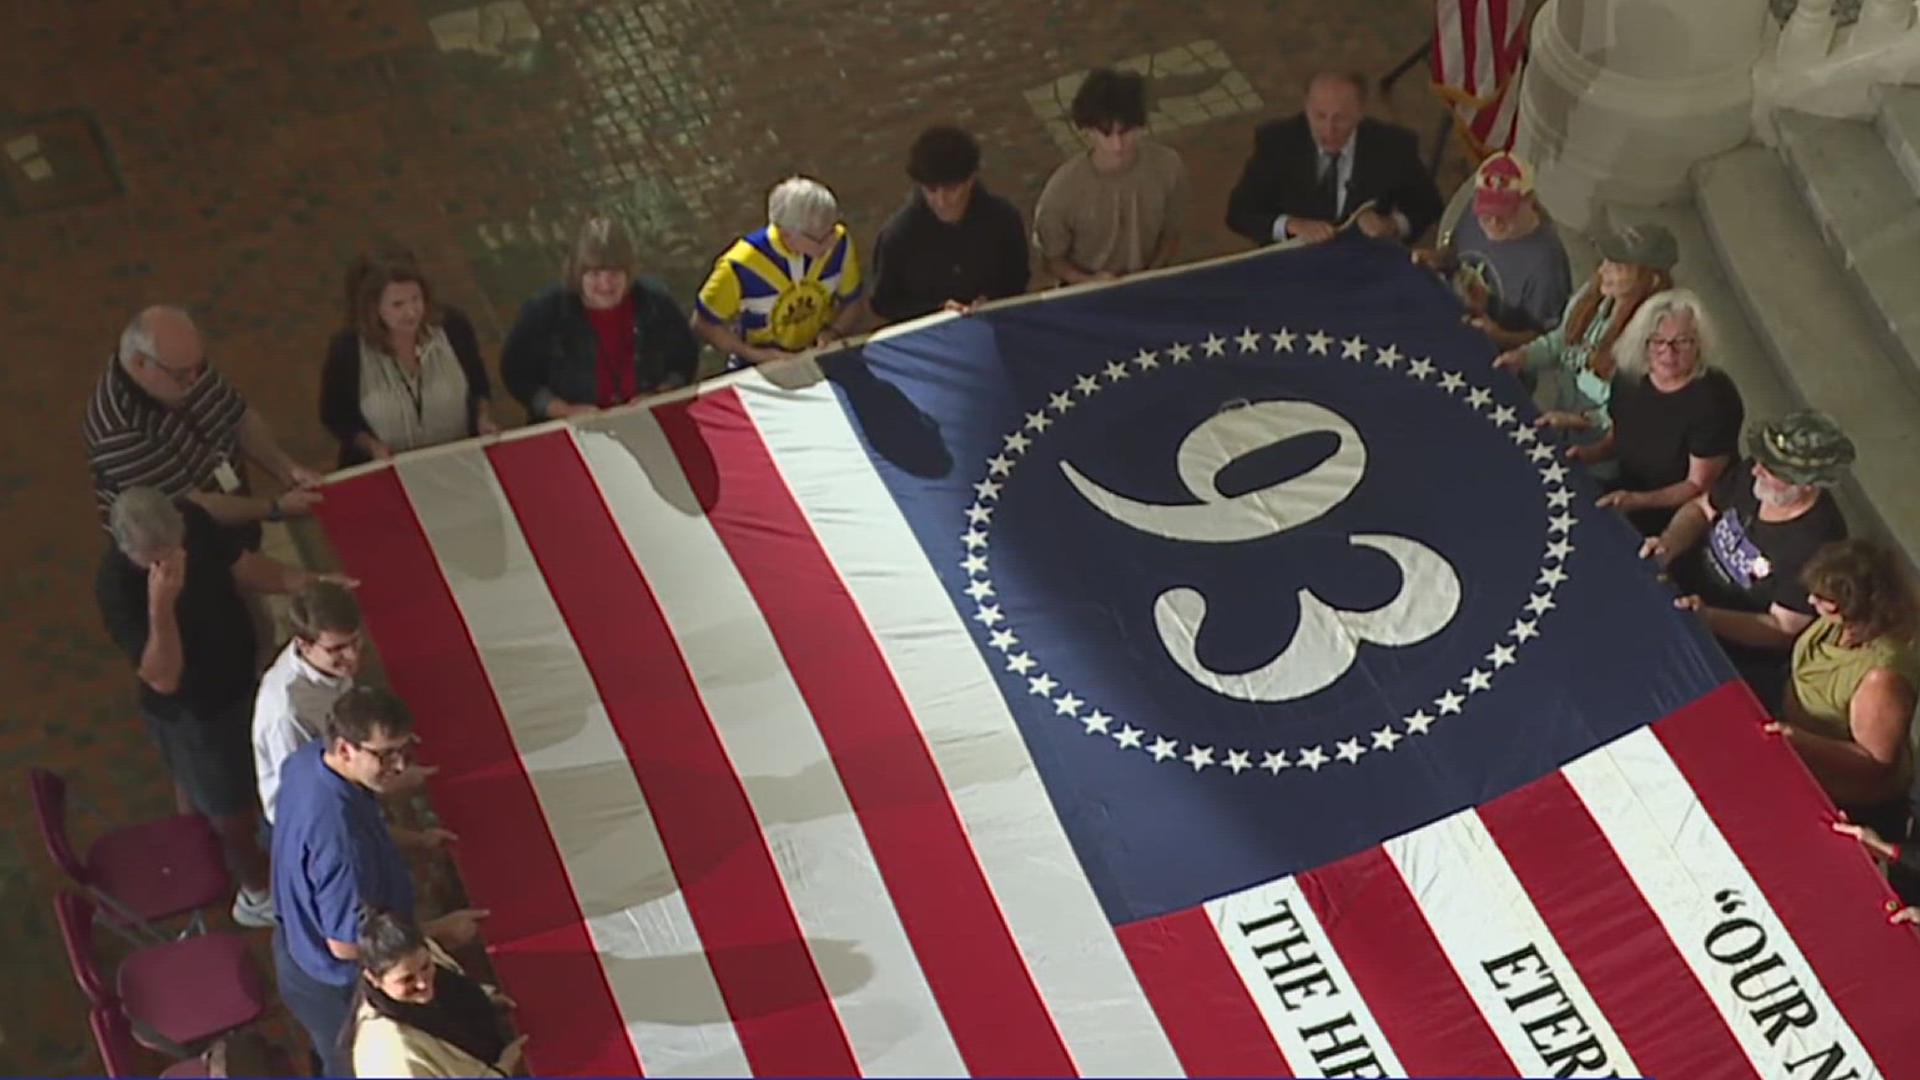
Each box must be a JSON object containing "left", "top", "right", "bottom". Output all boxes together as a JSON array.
[{"left": 231, "top": 887, "right": 276, "bottom": 929}]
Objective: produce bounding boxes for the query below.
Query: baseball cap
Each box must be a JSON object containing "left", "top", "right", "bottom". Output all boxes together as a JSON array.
[{"left": 1473, "top": 152, "right": 1533, "bottom": 217}]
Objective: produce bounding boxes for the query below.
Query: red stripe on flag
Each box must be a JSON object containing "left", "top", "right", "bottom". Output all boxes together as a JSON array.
[
  {"left": 486, "top": 433, "right": 860, "bottom": 1077},
  {"left": 316, "top": 469, "right": 641, "bottom": 1077},
  {"left": 1115, "top": 910, "right": 1293, "bottom": 1077},
  {"left": 668, "top": 391, "right": 1080, "bottom": 1076},
  {"left": 1656, "top": 681, "right": 1920, "bottom": 1070},
  {"left": 1298, "top": 848, "right": 1515, "bottom": 1076},
  {"left": 1478, "top": 772, "right": 1759, "bottom": 1079}
]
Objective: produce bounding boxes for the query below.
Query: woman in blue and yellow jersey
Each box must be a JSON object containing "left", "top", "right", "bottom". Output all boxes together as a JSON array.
[{"left": 692, "top": 175, "right": 871, "bottom": 369}]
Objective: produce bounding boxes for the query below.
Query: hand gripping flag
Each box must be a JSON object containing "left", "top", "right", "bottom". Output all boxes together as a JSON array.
[{"left": 318, "top": 236, "right": 1920, "bottom": 1078}]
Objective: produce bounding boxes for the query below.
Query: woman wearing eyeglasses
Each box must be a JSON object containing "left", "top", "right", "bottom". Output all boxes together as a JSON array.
[
  {"left": 346, "top": 909, "right": 527, "bottom": 1078},
  {"left": 1570, "top": 288, "right": 1745, "bottom": 535},
  {"left": 500, "top": 215, "right": 699, "bottom": 422}
]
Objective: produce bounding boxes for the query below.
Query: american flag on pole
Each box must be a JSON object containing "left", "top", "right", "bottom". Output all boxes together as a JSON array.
[
  {"left": 1432, "top": 0, "right": 1530, "bottom": 157},
  {"left": 317, "top": 236, "right": 1920, "bottom": 1078}
]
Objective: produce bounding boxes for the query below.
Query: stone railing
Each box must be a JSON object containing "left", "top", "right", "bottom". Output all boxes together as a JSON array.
[{"left": 1756, "top": 0, "right": 1920, "bottom": 125}]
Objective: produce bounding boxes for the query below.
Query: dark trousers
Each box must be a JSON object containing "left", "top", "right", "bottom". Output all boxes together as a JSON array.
[{"left": 273, "top": 927, "right": 357, "bottom": 1077}]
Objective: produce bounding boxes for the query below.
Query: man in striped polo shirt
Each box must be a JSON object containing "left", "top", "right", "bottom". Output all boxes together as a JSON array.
[{"left": 85, "top": 305, "right": 324, "bottom": 547}]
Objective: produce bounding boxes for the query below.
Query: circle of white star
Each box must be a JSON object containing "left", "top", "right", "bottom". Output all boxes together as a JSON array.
[{"left": 956, "top": 328, "right": 1577, "bottom": 780}]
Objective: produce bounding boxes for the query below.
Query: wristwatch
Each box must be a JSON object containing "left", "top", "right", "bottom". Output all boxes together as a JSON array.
[{"left": 265, "top": 496, "right": 284, "bottom": 522}]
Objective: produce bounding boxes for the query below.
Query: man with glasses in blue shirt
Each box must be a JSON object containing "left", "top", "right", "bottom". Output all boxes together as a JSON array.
[{"left": 271, "top": 687, "right": 482, "bottom": 1076}]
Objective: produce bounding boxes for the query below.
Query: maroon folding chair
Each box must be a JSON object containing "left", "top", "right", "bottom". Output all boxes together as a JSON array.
[
  {"left": 90, "top": 1004, "right": 221, "bottom": 1078},
  {"left": 55, "top": 892, "right": 267, "bottom": 1056},
  {"left": 29, "top": 767, "right": 229, "bottom": 939}
]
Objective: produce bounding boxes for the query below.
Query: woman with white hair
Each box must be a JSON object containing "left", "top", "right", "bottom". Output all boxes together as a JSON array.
[
  {"left": 693, "top": 176, "right": 870, "bottom": 369},
  {"left": 1574, "top": 288, "right": 1745, "bottom": 534}
]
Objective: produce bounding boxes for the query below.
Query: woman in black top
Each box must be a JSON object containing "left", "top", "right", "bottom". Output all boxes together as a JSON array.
[
  {"left": 320, "top": 249, "right": 497, "bottom": 467},
  {"left": 1573, "top": 288, "right": 1744, "bottom": 535}
]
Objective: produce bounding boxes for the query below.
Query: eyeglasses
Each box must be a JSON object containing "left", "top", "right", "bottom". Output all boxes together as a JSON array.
[
  {"left": 143, "top": 353, "right": 206, "bottom": 387},
  {"left": 308, "top": 634, "right": 362, "bottom": 658},
  {"left": 352, "top": 738, "right": 416, "bottom": 769},
  {"left": 1648, "top": 336, "right": 1698, "bottom": 352}
]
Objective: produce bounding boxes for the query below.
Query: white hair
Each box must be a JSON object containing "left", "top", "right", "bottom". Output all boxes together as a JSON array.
[
  {"left": 1611, "top": 288, "right": 1718, "bottom": 381},
  {"left": 108, "top": 487, "right": 185, "bottom": 560},
  {"left": 116, "top": 305, "right": 193, "bottom": 371},
  {"left": 766, "top": 176, "right": 839, "bottom": 236}
]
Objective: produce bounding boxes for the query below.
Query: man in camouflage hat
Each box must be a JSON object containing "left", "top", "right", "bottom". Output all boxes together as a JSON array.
[{"left": 1641, "top": 410, "right": 1855, "bottom": 700}]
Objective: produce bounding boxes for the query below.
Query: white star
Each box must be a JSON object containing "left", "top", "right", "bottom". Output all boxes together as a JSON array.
[
  {"left": 1048, "top": 391, "right": 1075, "bottom": 413},
  {"left": 961, "top": 528, "right": 987, "bottom": 549},
  {"left": 1114, "top": 724, "right": 1145, "bottom": 749},
  {"left": 1340, "top": 335, "right": 1368, "bottom": 361},
  {"left": 1168, "top": 341, "right": 1193, "bottom": 363},
  {"left": 1487, "top": 643, "right": 1517, "bottom": 668},
  {"left": 1545, "top": 488, "right": 1574, "bottom": 509},
  {"left": 1202, "top": 333, "right": 1227, "bottom": 357},
  {"left": 1371, "top": 726, "right": 1404, "bottom": 752},
  {"left": 1027, "top": 672, "right": 1058, "bottom": 696},
  {"left": 1539, "top": 462, "right": 1569, "bottom": 484},
  {"left": 1466, "top": 386, "right": 1493, "bottom": 408},
  {"left": 1537, "top": 565, "right": 1568, "bottom": 588},
  {"left": 1003, "top": 431, "right": 1032, "bottom": 454},
  {"left": 1525, "top": 592, "right": 1557, "bottom": 616},
  {"left": 1510, "top": 425, "right": 1540, "bottom": 445},
  {"left": 973, "top": 603, "right": 1003, "bottom": 626},
  {"left": 1509, "top": 619, "right": 1540, "bottom": 642},
  {"left": 1104, "top": 361, "right": 1130, "bottom": 382},
  {"left": 1298, "top": 745, "right": 1330, "bottom": 771},
  {"left": 965, "top": 503, "right": 992, "bottom": 525},
  {"left": 1083, "top": 710, "right": 1113, "bottom": 734},
  {"left": 1053, "top": 692, "right": 1084, "bottom": 716},
  {"left": 1547, "top": 538, "right": 1575, "bottom": 561},
  {"left": 1334, "top": 738, "right": 1365, "bottom": 764},
  {"left": 1404, "top": 710, "right": 1435, "bottom": 735},
  {"left": 1548, "top": 512, "right": 1576, "bottom": 534},
  {"left": 987, "top": 455, "right": 1013, "bottom": 477},
  {"left": 1024, "top": 410, "right": 1052, "bottom": 433},
  {"left": 1075, "top": 374, "right": 1100, "bottom": 396},
  {"left": 973, "top": 478, "right": 1002, "bottom": 500},
  {"left": 1225, "top": 749, "right": 1252, "bottom": 774},
  {"left": 1133, "top": 348, "right": 1160, "bottom": 370},
  {"left": 963, "top": 579, "right": 995, "bottom": 601},
  {"left": 1464, "top": 668, "right": 1493, "bottom": 693},
  {"left": 1261, "top": 750, "right": 1290, "bottom": 774},
  {"left": 1148, "top": 737, "right": 1179, "bottom": 762},
  {"left": 960, "top": 552, "right": 988, "bottom": 575},
  {"left": 1491, "top": 405, "right": 1518, "bottom": 426},
  {"left": 1236, "top": 328, "right": 1263, "bottom": 353},
  {"left": 1409, "top": 357, "right": 1435, "bottom": 379},
  {"left": 1439, "top": 371, "right": 1466, "bottom": 393},
  {"left": 1306, "top": 330, "right": 1333, "bottom": 355},
  {"left": 1271, "top": 328, "right": 1298, "bottom": 352},
  {"left": 1374, "top": 344, "right": 1403, "bottom": 367},
  {"left": 1435, "top": 691, "right": 1466, "bottom": 715},
  {"left": 1184, "top": 745, "right": 1216, "bottom": 771},
  {"left": 1006, "top": 651, "right": 1037, "bottom": 674},
  {"left": 1527, "top": 443, "right": 1555, "bottom": 462},
  {"left": 988, "top": 628, "right": 1018, "bottom": 652}
]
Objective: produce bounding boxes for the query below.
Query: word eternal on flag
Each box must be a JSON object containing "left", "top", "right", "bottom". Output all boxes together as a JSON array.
[{"left": 319, "top": 236, "right": 1920, "bottom": 1078}]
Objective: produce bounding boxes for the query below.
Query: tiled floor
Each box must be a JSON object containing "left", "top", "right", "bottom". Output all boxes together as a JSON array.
[{"left": 0, "top": 1, "right": 1463, "bottom": 1071}]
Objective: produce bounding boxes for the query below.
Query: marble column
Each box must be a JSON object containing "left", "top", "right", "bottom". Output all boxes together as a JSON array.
[{"left": 1515, "top": 0, "right": 1772, "bottom": 228}]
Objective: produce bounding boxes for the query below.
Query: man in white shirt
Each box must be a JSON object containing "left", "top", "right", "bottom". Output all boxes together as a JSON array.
[{"left": 253, "top": 582, "right": 363, "bottom": 826}]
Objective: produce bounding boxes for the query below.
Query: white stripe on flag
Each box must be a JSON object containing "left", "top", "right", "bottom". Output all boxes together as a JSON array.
[
  {"left": 1385, "top": 809, "right": 1640, "bottom": 1078},
  {"left": 1471, "top": 0, "right": 1498, "bottom": 100},
  {"left": 1564, "top": 729, "right": 1882, "bottom": 1079},
  {"left": 736, "top": 377, "right": 1187, "bottom": 1077},
  {"left": 1205, "top": 877, "right": 1407, "bottom": 1077},
  {"left": 1436, "top": 0, "right": 1467, "bottom": 90},
  {"left": 571, "top": 416, "right": 971, "bottom": 1076},
  {"left": 395, "top": 452, "right": 753, "bottom": 1077}
]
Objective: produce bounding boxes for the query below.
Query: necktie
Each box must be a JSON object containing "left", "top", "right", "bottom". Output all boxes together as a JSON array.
[{"left": 1315, "top": 150, "right": 1342, "bottom": 222}]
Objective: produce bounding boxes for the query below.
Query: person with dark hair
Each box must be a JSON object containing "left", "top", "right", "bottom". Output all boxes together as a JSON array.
[
  {"left": 1032, "top": 68, "right": 1189, "bottom": 284},
  {"left": 347, "top": 909, "right": 525, "bottom": 1077},
  {"left": 1226, "top": 70, "right": 1442, "bottom": 246},
  {"left": 321, "top": 249, "right": 498, "bottom": 467},
  {"left": 1768, "top": 540, "right": 1920, "bottom": 839},
  {"left": 501, "top": 216, "right": 699, "bottom": 421},
  {"left": 868, "top": 125, "right": 1031, "bottom": 323},
  {"left": 252, "top": 581, "right": 365, "bottom": 827},
  {"left": 271, "top": 687, "right": 483, "bottom": 1076}
]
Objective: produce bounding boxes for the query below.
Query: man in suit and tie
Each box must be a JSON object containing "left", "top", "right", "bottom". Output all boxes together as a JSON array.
[{"left": 1226, "top": 70, "right": 1443, "bottom": 247}]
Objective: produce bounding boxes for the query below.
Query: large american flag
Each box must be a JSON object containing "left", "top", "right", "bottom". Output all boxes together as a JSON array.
[
  {"left": 1432, "top": 0, "right": 1530, "bottom": 157},
  {"left": 318, "top": 237, "right": 1920, "bottom": 1078}
]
